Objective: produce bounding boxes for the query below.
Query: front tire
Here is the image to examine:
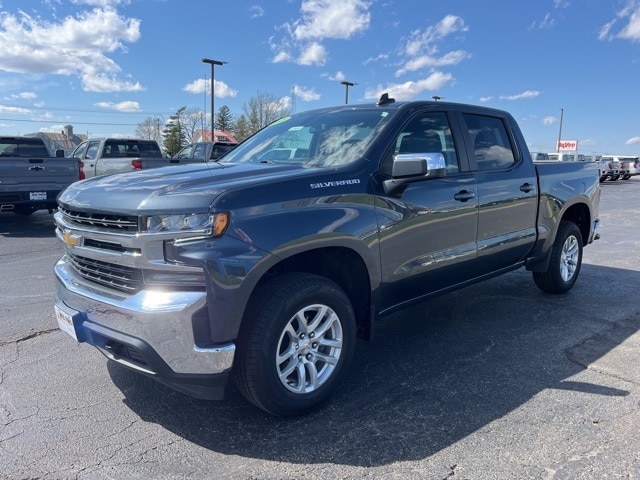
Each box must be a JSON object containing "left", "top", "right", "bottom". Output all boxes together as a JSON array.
[
  {"left": 533, "top": 221, "right": 583, "bottom": 294},
  {"left": 234, "top": 273, "right": 356, "bottom": 417}
]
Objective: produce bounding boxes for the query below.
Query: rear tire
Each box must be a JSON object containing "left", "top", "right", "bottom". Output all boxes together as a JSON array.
[
  {"left": 234, "top": 273, "right": 356, "bottom": 417},
  {"left": 533, "top": 221, "right": 583, "bottom": 294}
]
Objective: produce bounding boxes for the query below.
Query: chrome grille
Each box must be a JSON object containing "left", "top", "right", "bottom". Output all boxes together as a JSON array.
[
  {"left": 59, "top": 207, "right": 139, "bottom": 232},
  {"left": 68, "top": 254, "right": 143, "bottom": 293}
]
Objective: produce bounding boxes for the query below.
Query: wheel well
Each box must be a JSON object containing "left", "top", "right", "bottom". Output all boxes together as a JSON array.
[
  {"left": 560, "top": 203, "right": 591, "bottom": 243},
  {"left": 251, "top": 247, "right": 372, "bottom": 339}
]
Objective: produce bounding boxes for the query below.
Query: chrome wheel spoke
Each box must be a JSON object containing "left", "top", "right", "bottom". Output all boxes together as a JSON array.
[{"left": 276, "top": 303, "right": 343, "bottom": 395}]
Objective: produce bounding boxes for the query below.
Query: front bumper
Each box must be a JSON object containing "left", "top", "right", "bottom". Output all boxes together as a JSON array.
[{"left": 54, "top": 255, "right": 235, "bottom": 399}]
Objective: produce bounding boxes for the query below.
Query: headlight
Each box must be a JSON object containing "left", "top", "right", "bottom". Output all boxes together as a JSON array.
[{"left": 145, "top": 212, "right": 229, "bottom": 238}]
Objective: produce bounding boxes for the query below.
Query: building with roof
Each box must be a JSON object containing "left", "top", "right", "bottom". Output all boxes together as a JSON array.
[{"left": 25, "top": 125, "right": 86, "bottom": 156}]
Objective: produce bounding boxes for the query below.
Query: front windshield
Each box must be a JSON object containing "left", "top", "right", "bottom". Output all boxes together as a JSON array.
[{"left": 221, "top": 108, "right": 395, "bottom": 168}]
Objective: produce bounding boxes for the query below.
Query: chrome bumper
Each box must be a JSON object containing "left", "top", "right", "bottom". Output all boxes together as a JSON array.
[{"left": 54, "top": 255, "right": 235, "bottom": 378}]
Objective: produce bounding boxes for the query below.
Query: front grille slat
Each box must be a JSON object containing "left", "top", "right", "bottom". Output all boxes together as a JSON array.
[
  {"left": 68, "top": 254, "right": 142, "bottom": 293},
  {"left": 59, "top": 207, "right": 139, "bottom": 232}
]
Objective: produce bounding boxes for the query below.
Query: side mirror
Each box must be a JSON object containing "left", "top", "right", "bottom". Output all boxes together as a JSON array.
[{"left": 384, "top": 152, "right": 446, "bottom": 196}]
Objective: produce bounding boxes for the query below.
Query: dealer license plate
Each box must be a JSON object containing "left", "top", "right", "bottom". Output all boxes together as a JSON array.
[
  {"left": 55, "top": 304, "right": 79, "bottom": 341},
  {"left": 30, "top": 192, "right": 47, "bottom": 200}
]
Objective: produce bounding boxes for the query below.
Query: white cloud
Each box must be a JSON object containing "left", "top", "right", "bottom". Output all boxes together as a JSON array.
[
  {"left": 598, "top": 19, "right": 617, "bottom": 41},
  {"left": 3, "top": 91, "right": 37, "bottom": 100},
  {"left": 404, "top": 15, "right": 468, "bottom": 57},
  {"left": 529, "top": 13, "right": 556, "bottom": 30},
  {"left": 364, "top": 72, "right": 454, "bottom": 101},
  {"left": 94, "top": 100, "right": 141, "bottom": 112},
  {"left": 325, "top": 71, "right": 346, "bottom": 82},
  {"left": 599, "top": 2, "right": 640, "bottom": 42},
  {"left": 293, "top": 85, "right": 321, "bottom": 101},
  {"left": 0, "top": 104, "right": 32, "bottom": 115},
  {"left": 625, "top": 136, "right": 640, "bottom": 145},
  {"left": 39, "top": 124, "right": 73, "bottom": 133},
  {"left": 500, "top": 90, "right": 541, "bottom": 100},
  {"left": 292, "top": 0, "right": 371, "bottom": 41},
  {"left": 0, "top": 7, "right": 143, "bottom": 92},
  {"left": 71, "top": 0, "right": 131, "bottom": 6},
  {"left": 479, "top": 96, "right": 493, "bottom": 102},
  {"left": 618, "top": 6, "right": 640, "bottom": 41},
  {"left": 273, "top": 51, "right": 294, "bottom": 63},
  {"left": 298, "top": 42, "right": 327, "bottom": 66},
  {"left": 363, "top": 53, "right": 389, "bottom": 65},
  {"left": 183, "top": 78, "right": 238, "bottom": 98},
  {"left": 272, "top": 0, "right": 371, "bottom": 66},
  {"left": 396, "top": 50, "right": 471, "bottom": 76},
  {"left": 543, "top": 116, "right": 557, "bottom": 126},
  {"left": 249, "top": 5, "right": 265, "bottom": 18}
]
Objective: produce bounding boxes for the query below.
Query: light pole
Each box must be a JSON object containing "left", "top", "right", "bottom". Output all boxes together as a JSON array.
[
  {"left": 340, "top": 80, "right": 357, "bottom": 104},
  {"left": 557, "top": 108, "right": 564, "bottom": 153},
  {"left": 432, "top": 95, "right": 441, "bottom": 101},
  {"left": 202, "top": 58, "right": 227, "bottom": 139}
]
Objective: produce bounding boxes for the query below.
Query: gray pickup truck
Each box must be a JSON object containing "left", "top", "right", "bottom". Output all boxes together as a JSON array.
[
  {"left": 53, "top": 96, "right": 601, "bottom": 416},
  {"left": 71, "top": 138, "right": 196, "bottom": 178},
  {"left": 0, "top": 136, "right": 82, "bottom": 215}
]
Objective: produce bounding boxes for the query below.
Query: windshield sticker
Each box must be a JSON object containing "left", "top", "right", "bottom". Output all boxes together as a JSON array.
[
  {"left": 270, "top": 116, "right": 291, "bottom": 126},
  {"left": 310, "top": 179, "right": 361, "bottom": 189}
]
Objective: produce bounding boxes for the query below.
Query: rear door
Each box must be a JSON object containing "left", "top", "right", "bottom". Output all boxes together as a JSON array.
[{"left": 459, "top": 111, "right": 538, "bottom": 274}]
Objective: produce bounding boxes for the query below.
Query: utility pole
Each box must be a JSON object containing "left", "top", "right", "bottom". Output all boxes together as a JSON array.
[
  {"left": 557, "top": 108, "right": 564, "bottom": 153},
  {"left": 202, "top": 58, "right": 227, "bottom": 140},
  {"left": 340, "top": 80, "right": 357, "bottom": 104}
]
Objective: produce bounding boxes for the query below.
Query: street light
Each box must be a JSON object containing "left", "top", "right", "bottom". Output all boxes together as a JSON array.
[
  {"left": 432, "top": 95, "right": 441, "bottom": 101},
  {"left": 202, "top": 58, "right": 227, "bottom": 139},
  {"left": 340, "top": 80, "right": 357, "bottom": 104}
]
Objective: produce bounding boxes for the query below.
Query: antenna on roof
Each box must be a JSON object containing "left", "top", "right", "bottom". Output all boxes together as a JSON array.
[{"left": 376, "top": 93, "right": 395, "bottom": 106}]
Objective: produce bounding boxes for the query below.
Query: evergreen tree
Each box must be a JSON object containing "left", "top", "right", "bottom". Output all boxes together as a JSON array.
[
  {"left": 216, "top": 105, "right": 234, "bottom": 133},
  {"left": 162, "top": 107, "right": 187, "bottom": 156},
  {"left": 233, "top": 114, "right": 251, "bottom": 142}
]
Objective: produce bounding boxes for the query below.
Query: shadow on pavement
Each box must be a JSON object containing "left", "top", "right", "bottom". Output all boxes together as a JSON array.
[
  {"left": 108, "top": 265, "right": 640, "bottom": 468},
  {"left": 0, "top": 211, "right": 57, "bottom": 238}
]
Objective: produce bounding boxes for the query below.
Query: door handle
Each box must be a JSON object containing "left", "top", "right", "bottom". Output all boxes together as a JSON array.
[
  {"left": 454, "top": 190, "right": 475, "bottom": 202},
  {"left": 520, "top": 183, "right": 535, "bottom": 193}
]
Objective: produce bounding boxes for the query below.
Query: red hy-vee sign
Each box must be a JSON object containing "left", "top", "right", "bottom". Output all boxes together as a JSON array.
[{"left": 557, "top": 140, "right": 578, "bottom": 151}]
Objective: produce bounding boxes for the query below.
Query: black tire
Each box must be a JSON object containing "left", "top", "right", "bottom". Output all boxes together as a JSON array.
[
  {"left": 622, "top": 174, "right": 631, "bottom": 180},
  {"left": 610, "top": 174, "right": 620, "bottom": 181},
  {"left": 533, "top": 221, "right": 583, "bottom": 294},
  {"left": 234, "top": 273, "right": 356, "bottom": 417}
]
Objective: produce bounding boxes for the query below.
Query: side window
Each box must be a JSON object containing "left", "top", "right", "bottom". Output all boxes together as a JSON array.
[
  {"left": 463, "top": 114, "right": 516, "bottom": 171},
  {"left": 193, "top": 144, "right": 207, "bottom": 158},
  {"left": 72, "top": 142, "right": 89, "bottom": 159},
  {"left": 381, "top": 111, "right": 459, "bottom": 177},
  {"left": 85, "top": 141, "right": 100, "bottom": 160}
]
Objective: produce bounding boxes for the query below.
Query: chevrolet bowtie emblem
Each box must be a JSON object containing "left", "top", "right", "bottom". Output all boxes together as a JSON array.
[{"left": 62, "top": 230, "right": 82, "bottom": 248}]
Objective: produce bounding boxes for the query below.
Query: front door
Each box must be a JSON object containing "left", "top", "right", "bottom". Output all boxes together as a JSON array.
[{"left": 376, "top": 111, "right": 479, "bottom": 312}]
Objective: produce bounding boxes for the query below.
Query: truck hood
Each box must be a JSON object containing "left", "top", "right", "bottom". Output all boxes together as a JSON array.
[{"left": 58, "top": 162, "right": 314, "bottom": 215}]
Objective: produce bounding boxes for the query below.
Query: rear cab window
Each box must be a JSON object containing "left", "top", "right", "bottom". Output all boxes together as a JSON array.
[{"left": 462, "top": 114, "right": 516, "bottom": 171}]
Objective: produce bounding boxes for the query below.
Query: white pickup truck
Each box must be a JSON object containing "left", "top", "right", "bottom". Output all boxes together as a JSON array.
[{"left": 71, "top": 138, "right": 199, "bottom": 178}]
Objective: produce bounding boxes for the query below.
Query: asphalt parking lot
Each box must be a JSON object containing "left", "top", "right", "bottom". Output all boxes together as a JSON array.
[{"left": 1, "top": 179, "right": 640, "bottom": 479}]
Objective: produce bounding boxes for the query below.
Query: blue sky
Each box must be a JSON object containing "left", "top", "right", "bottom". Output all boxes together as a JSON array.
[{"left": 1, "top": 0, "right": 640, "bottom": 155}]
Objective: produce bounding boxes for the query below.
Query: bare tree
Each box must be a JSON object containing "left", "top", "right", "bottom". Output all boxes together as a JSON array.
[
  {"left": 135, "top": 117, "right": 162, "bottom": 142},
  {"left": 181, "top": 107, "right": 207, "bottom": 143},
  {"left": 242, "top": 91, "right": 291, "bottom": 137}
]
